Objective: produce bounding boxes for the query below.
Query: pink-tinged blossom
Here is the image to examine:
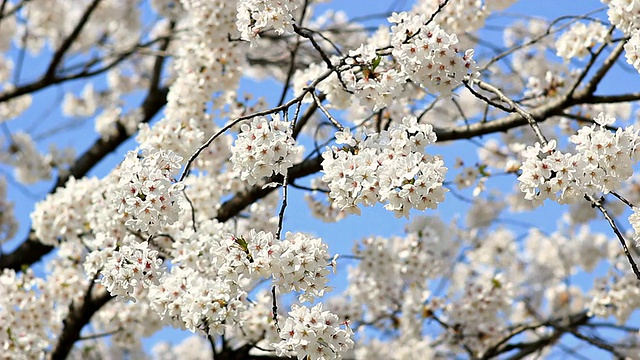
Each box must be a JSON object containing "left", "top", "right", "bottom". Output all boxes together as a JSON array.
[
  {"left": 389, "top": 12, "right": 478, "bottom": 96},
  {"left": 114, "top": 148, "right": 184, "bottom": 234},
  {"left": 321, "top": 116, "right": 447, "bottom": 218},
  {"left": 99, "top": 239, "right": 164, "bottom": 302},
  {"left": 231, "top": 115, "right": 301, "bottom": 185},
  {"left": 518, "top": 112, "right": 640, "bottom": 205}
]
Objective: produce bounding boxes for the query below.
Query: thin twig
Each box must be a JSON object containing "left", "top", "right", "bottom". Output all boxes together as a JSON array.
[
  {"left": 311, "top": 90, "right": 345, "bottom": 131},
  {"left": 182, "top": 189, "right": 198, "bottom": 233},
  {"left": 271, "top": 286, "right": 281, "bottom": 334},
  {"left": 178, "top": 68, "right": 336, "bottom": 183},
  {"left": 585, "top": 194, "right": 640, "bottom": 280},
  {"left": 469, "top": 78, "right": 549, "bottom": 145},
  {"left": 610, "top": 191, "right": 636, "bottom": 209}
]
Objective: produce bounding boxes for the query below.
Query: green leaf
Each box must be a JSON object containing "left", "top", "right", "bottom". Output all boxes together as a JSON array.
[{"left": 372, "top": 56, "right": 381, "bottom": 70}]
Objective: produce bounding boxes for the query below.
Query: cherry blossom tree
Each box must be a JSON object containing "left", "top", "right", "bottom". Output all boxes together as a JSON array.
[{"left": 2, "top": 0, "right": 640, "bottom": 359}]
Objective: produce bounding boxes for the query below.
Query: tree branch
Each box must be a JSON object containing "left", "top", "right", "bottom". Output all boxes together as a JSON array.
[
  {"left": 44, "top": 0, "right": 103, "bottom": 81},
  {"left": 50, "top": 286, "right": 112, "bottom": 360}
]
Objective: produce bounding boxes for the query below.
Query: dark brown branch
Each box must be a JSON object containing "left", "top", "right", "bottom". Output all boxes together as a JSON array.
[
  {"left": 579, "top": 39, "right": 627, "bottom": 97},
  {"left": 44, "top": 0, "right": 103, "bottom": 81},
  {"left": 215, "top": 154, "right": 323, "bottom": 223},
  {"left": 482, "top": 311, "right": 590, "bottom": 359},
  {"left": 0, "top": 35, "right": 168, "bottom": 104},
  {"left": 0, "top": 89, "right": 169, "bottom": 272},
  {"left": 50, "top": 287, "right": 112, "bottom": 360},
  {"left": 0, "top": 24, "right": 175, "bottom": 272}
]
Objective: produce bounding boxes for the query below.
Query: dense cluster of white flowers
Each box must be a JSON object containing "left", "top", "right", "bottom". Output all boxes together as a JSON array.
[
  {"left": 152, "top": 335, "right": 212, "bottom": 360},
  {"left": 630, "top": 207, "right": 640, "bottom": 245},
  {"left": 602, "top": 0, "right": 640, "bottom": 34},
  {"left": 149, "top": 266, "right": 246, "bottom": 336},
  {"left": 518, "top": 112, "right": 640, "bottom": 205},
  {"left": 273, "top": 303, "right": 354, "bottom": 360},
  {"left": 139, "top": 220, "right": 335, "bottom": 340},
  {"left": 0, "top": 262, "right": 87, "bottom": 359},
  {"left": 92, "top": 299, "right": 163, "bottom": 350},
  {"left": 236, "top": 0, "right": 304, "bottom": 42},
  {"left": 223, "top": 289, "right": 281, "bottom": 350},
  {"left": 413, "top": 0, "right": 486, "bottom": 35},
  {"left": 138, "top": 0, "right": 242, "bottom": 166},
  {"left": 98, "top": 239, "right": 164, "bottom": 302},
  {"left": 555, "top": 22, "right": 609, "bottom": 62},
  {"left": 113, "top": 149, "right": 184, "bottom": 234},
  {"left": 588, "top": 271, "right": 640, "bottom": 323},
  {"left": 292, "top": 12, "right": 477, "bottom": 111},
  {"left": 321, "top": 116, "right": 447, "bottom": 217},
  {"left": 342, "top": 44, "right": 407, "bottom": 111},
  {"left": 441, "top": 274, "right": 514, "bottom": 355},
  {"left": 345, "top": 217, "right": 455, "bottom": 320},
  {"left": 230, "top": 115, "right": 301, "bottom": 185},
  {"left": 95, "top": 107, "right": 144, "bottom": 140},
  {"left": 355, "top": 337, "right": 435, "bottom": 360},
  {"left": 0, "top": 269, "right": 51, "bottom": 359},
  {"left": 625, "top": 29, "right": 640, "bottom": 73},
  {"left": 389, "top": 12, "right": 477, "bottom": 95},
  {"left": 31, "top": 176, "right": 101, "bottom": 245},
  {"left": 18, "top": 0, "right": 139, "bottom": 56},
  {"left": 2, "top": 132, "right": 50, "bottom": 184},
  {"left": 255, "top": 231, "right": 332, "bottom": 302}
]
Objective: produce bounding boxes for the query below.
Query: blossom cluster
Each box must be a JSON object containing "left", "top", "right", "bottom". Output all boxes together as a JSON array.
[
  {"left": 354, "top": 337, "right": 434, "bottom": 360},
  {"left": 145, "top": 222, "right": 334, "bottom": 339},
  {"left": 342, "top": 44, "right": 408, "bottom": 111},
  {"left": 321, "top": 116, "right": 447, "bottom": 217},
  {"left": 252, "top": 231, "right": 332, "bottom": 302},
  {"left": 389, "top": 12, "right": 477, "bottom": 95},
  {"left": 412, "top": 0, "right": 487, "bottom": 35},
  {"left": 292, "top": 11, "right": 477, "bottom": 112},
  {"left": 345, "top": 217, "right": 455, "bottom": 320},
  {"left": 0, "top": 269, "right": 52, "bottom": 359},
  {"left": 625, "top": 29, "right": 640, "bottom": 74},
  {"left": 273, "top": 303, "right": 354, "bottom": 360},
  {"left": 149, "top": 266, "right": 246, "bottom": 336},
  {"left": 230, "top": 115, "right": 301, "bottom": 185},
  {"left": 441, "top": 274, "right": 514, "bottom": 355},
  {"left": 236, "top": 0, "right": 304, "bottom": 42},
  {"left": 603, "top": 0, "right": 640, "bottom": 34},
  {"left": 31, "top": 176, "right": 101, "bottom": 245},
  {"left": 92, "top": 299, "right": 163, "bottom": 350},
  {"left": 555, "top": 21, "right": 609, "bottom": 62},
  {"left": 588, "top": 271, "right": 640, "bottom": 324},
  {"left": 223, "top": 290, "right": 281, "bottom": 349},
  {"left": 138, "top": 0, "right": 242, "bottom": 169},
  {"left": 1, "top": 132, "right": 53, "bottom": 184},
  {"left": 630, "top": 207, "right": 640, "bottom": 245},
  {"left": 98, "top": 239, "right": 164, "bottom": 302},
  {"left": 518, "top": 112, "right": 640, "bottom": 205},
  {"left": 113, "top": 148, "right": 184, "bottom": 234},
  {"left": 0, "top": 262, "right": 87, "bottom": 359}
]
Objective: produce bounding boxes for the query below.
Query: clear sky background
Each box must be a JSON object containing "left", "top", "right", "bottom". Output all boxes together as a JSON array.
[{"left": 1, "top": 0, "right": 638, "bottom": 357}]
